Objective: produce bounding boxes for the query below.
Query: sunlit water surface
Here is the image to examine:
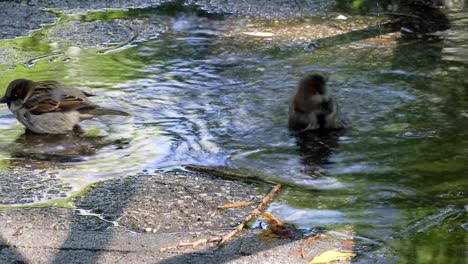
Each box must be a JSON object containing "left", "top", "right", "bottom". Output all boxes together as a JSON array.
[{"left": 0, "top": 5, "right": 467, "bottom": 263}]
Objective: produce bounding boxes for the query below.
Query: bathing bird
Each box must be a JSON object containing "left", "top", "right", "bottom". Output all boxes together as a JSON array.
[
  {"left": 0, "top": 79, "right": 129, "bottom": 134},
  {"left": 288, "top": 73, "right": 348, "bottom": 132}
]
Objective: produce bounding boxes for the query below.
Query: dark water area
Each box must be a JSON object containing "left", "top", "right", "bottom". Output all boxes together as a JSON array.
[{"left": 0, "top": 1, "right": 467, "bottom": 263}]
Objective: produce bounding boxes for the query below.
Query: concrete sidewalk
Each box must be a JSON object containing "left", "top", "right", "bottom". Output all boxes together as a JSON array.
[{"left": 0, "top": 172, "right": 392, "bottom": 263}]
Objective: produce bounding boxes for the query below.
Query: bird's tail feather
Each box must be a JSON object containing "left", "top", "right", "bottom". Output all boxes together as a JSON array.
[{"left": 79, "top": 107, "right": 129, "bottom": 118}]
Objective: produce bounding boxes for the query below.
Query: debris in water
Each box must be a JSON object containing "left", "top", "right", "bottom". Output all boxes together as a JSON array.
[
  {"left": 393, "top": 205, "right": 463, "bottom": 238},
  {"left": 335, "top": 14, "right": 347, "bottom": 20},
  {"left": 383, "top": 123, "right": 410, "bottom": 133},
  {"left": 341, "top": 240, "right": 354, "bottom": 251},
  {"left": 242, "top": 31, "right": 275, "bottom": 37},
  {"left": 461, "top": 222, "right": 468, "bottom": 231},
  {"left": 304, "top": 41, "right": 318, "bottom": 51},
  {"left": 260, "top": 212, "right": 295, "bottom": 239},
  {"left": 229, "top": 149, "right": 265, "bottom": 160}
]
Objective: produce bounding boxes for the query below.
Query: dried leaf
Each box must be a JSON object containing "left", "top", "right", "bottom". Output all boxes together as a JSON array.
[
  {"left": 341, "top": 240, "right": 354, "bottom": 251},
  {"left": 242, "top": 31, "right": 275, "bottom": 37},
  {"left": 270, "top": 226, "right": 294, "bottom": 238},
  {"left": 259, "top": 229, "right": 276, "bottom": 240},
  {"left": 260, "top": 213, "right": 285, "bottom": 226},
  {"left": 260, "top": 213, "right": 294, "bottom": 238},
  {"left": 218, "top": 201, "right": 253, "bottom": 209},
  {"left": 310, "top": 250, "right": 355, "bottom": 264}
]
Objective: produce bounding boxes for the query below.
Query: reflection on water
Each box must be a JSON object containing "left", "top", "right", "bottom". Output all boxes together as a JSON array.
[
  {"left": 0, "top": 3, "right": 467, "bottom": 263},
  {"left": 12, "top": 129, "right": 109, "bottom": 162},
  {"left": 295, "top": 131, "right": 342, "bottom": 175}
]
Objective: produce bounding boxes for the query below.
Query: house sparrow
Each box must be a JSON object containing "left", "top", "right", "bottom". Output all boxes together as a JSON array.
[
  {"left": 0, "top": 79, "right": 129, "bottom": 134},
  {"left": 288, "top": 74, "right": 347, "bottom": 132}
]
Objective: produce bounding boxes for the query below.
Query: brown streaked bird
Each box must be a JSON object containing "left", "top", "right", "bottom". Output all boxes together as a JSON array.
[
  {"left": 288, "top": 73, "right": 348, "bottom": 132},
  {"left": 0, "top": 79, "right": 129, "bottom": 134}
]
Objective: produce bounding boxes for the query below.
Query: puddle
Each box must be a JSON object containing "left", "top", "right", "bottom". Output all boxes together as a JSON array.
[{"left": 0, "top": 1, "right": 467, "bottom": 263}]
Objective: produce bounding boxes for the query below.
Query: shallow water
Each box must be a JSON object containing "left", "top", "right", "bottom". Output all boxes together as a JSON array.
[{"left": 0, "top": 3, "right": 467, "bottom": 263}]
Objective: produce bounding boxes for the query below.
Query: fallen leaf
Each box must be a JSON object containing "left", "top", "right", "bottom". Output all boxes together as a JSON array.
[
  {"left": 341, "top": 240, "right": 354, "bottom": 251},
  {"left": 310, "top": 250, "right": 355, "bottom": 264},
  {"left": 242, "top": 31, "right": 275, "bottom": 37},
  {"left": 218, "top": 201, "right": 253, "bottom": 209},
  {"left": 271, "top": 227, "right": 294, "bottom": 238},
  {"left": 259, "top": 229, "right": 276, "bottom": 240},
  {"left": 261, "top": 213, "right": 294, "bottom": 238},
  {"left": 261, "top": 213, "right": 285, "bottom": 226}
]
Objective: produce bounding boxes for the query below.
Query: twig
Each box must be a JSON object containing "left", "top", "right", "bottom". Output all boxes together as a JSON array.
[
  {"left": 300, "top": 234, "right": 320, "bottom": 259},
  {"left": 218, "top": 201, "right": 254, "bottom": 209},
  {"left": 218, "top": 183, "right": 282, "bottom": 244},
  {"left": 159, "top": 237, "right": 222, "bottom": 252},
  {"left": 159, "top": 184, "right": 282, "bottom": 252}
]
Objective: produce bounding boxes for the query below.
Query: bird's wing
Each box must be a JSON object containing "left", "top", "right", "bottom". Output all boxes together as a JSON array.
[
  {"left": 320, "top": 99, "right": 334, "bottom": 114},
  {"left": 24, "top": 81, "right": 96, "bottom": 115}
]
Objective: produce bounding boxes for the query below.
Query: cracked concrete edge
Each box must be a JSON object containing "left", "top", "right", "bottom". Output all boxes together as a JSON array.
[
  {"left": 0, "top": 224, "right": 356, "bottom": 264},
  {"left": 0, "top": 171, "right": 372, "bottom": 264}
]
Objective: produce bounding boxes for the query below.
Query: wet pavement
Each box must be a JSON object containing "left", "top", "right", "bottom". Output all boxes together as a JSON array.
[
  {"left": 0, "top": 172, "right": 392, "bottom": 263},
  {"left": 0, "top": 1, "right": 467, "bottom": 263}
]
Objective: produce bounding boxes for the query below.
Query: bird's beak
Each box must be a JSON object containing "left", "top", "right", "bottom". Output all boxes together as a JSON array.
[{"left": 0, "top": 97, "right": 7, "bottom": 104}]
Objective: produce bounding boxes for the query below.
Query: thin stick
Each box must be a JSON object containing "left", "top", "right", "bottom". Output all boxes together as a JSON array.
[
  {"left": 159, "top": 184, "right": 282, "bottom": 252},
  {"left": 300, "top": 234, "right": 320, "bottom": 259},
  {"left": 159, "top": 237, "right": 222, "bottom": 252},
  {"left": 218, "top": 183, "right": 282, "bottom": 244}
]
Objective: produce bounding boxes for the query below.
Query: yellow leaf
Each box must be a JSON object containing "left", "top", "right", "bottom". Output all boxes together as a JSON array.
[
  {"left": 218, "top": 201, "right": 253, "bottom": 209},
  {"left": 260, "top": 213, "right": 295, "bottom": 238},
  {"left": 260, "top": 213, "right": 285, "bottom": 226},
  {"left": 310, "top": 250, "right": 355, "bottom": 264},
  {"left": 242, "top": 31, "right": 275, "bottom": 37}
]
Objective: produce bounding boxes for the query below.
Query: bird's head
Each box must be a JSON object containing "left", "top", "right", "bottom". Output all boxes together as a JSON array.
[
  {"left": 299, "top": 74, "right": 328, "bottom": 96},
  {"left": 297, "top": 73, "right": 329, "bottom": 107},
  {"left": 0, "top": 79, "right": 33, "bottom": 106}
]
